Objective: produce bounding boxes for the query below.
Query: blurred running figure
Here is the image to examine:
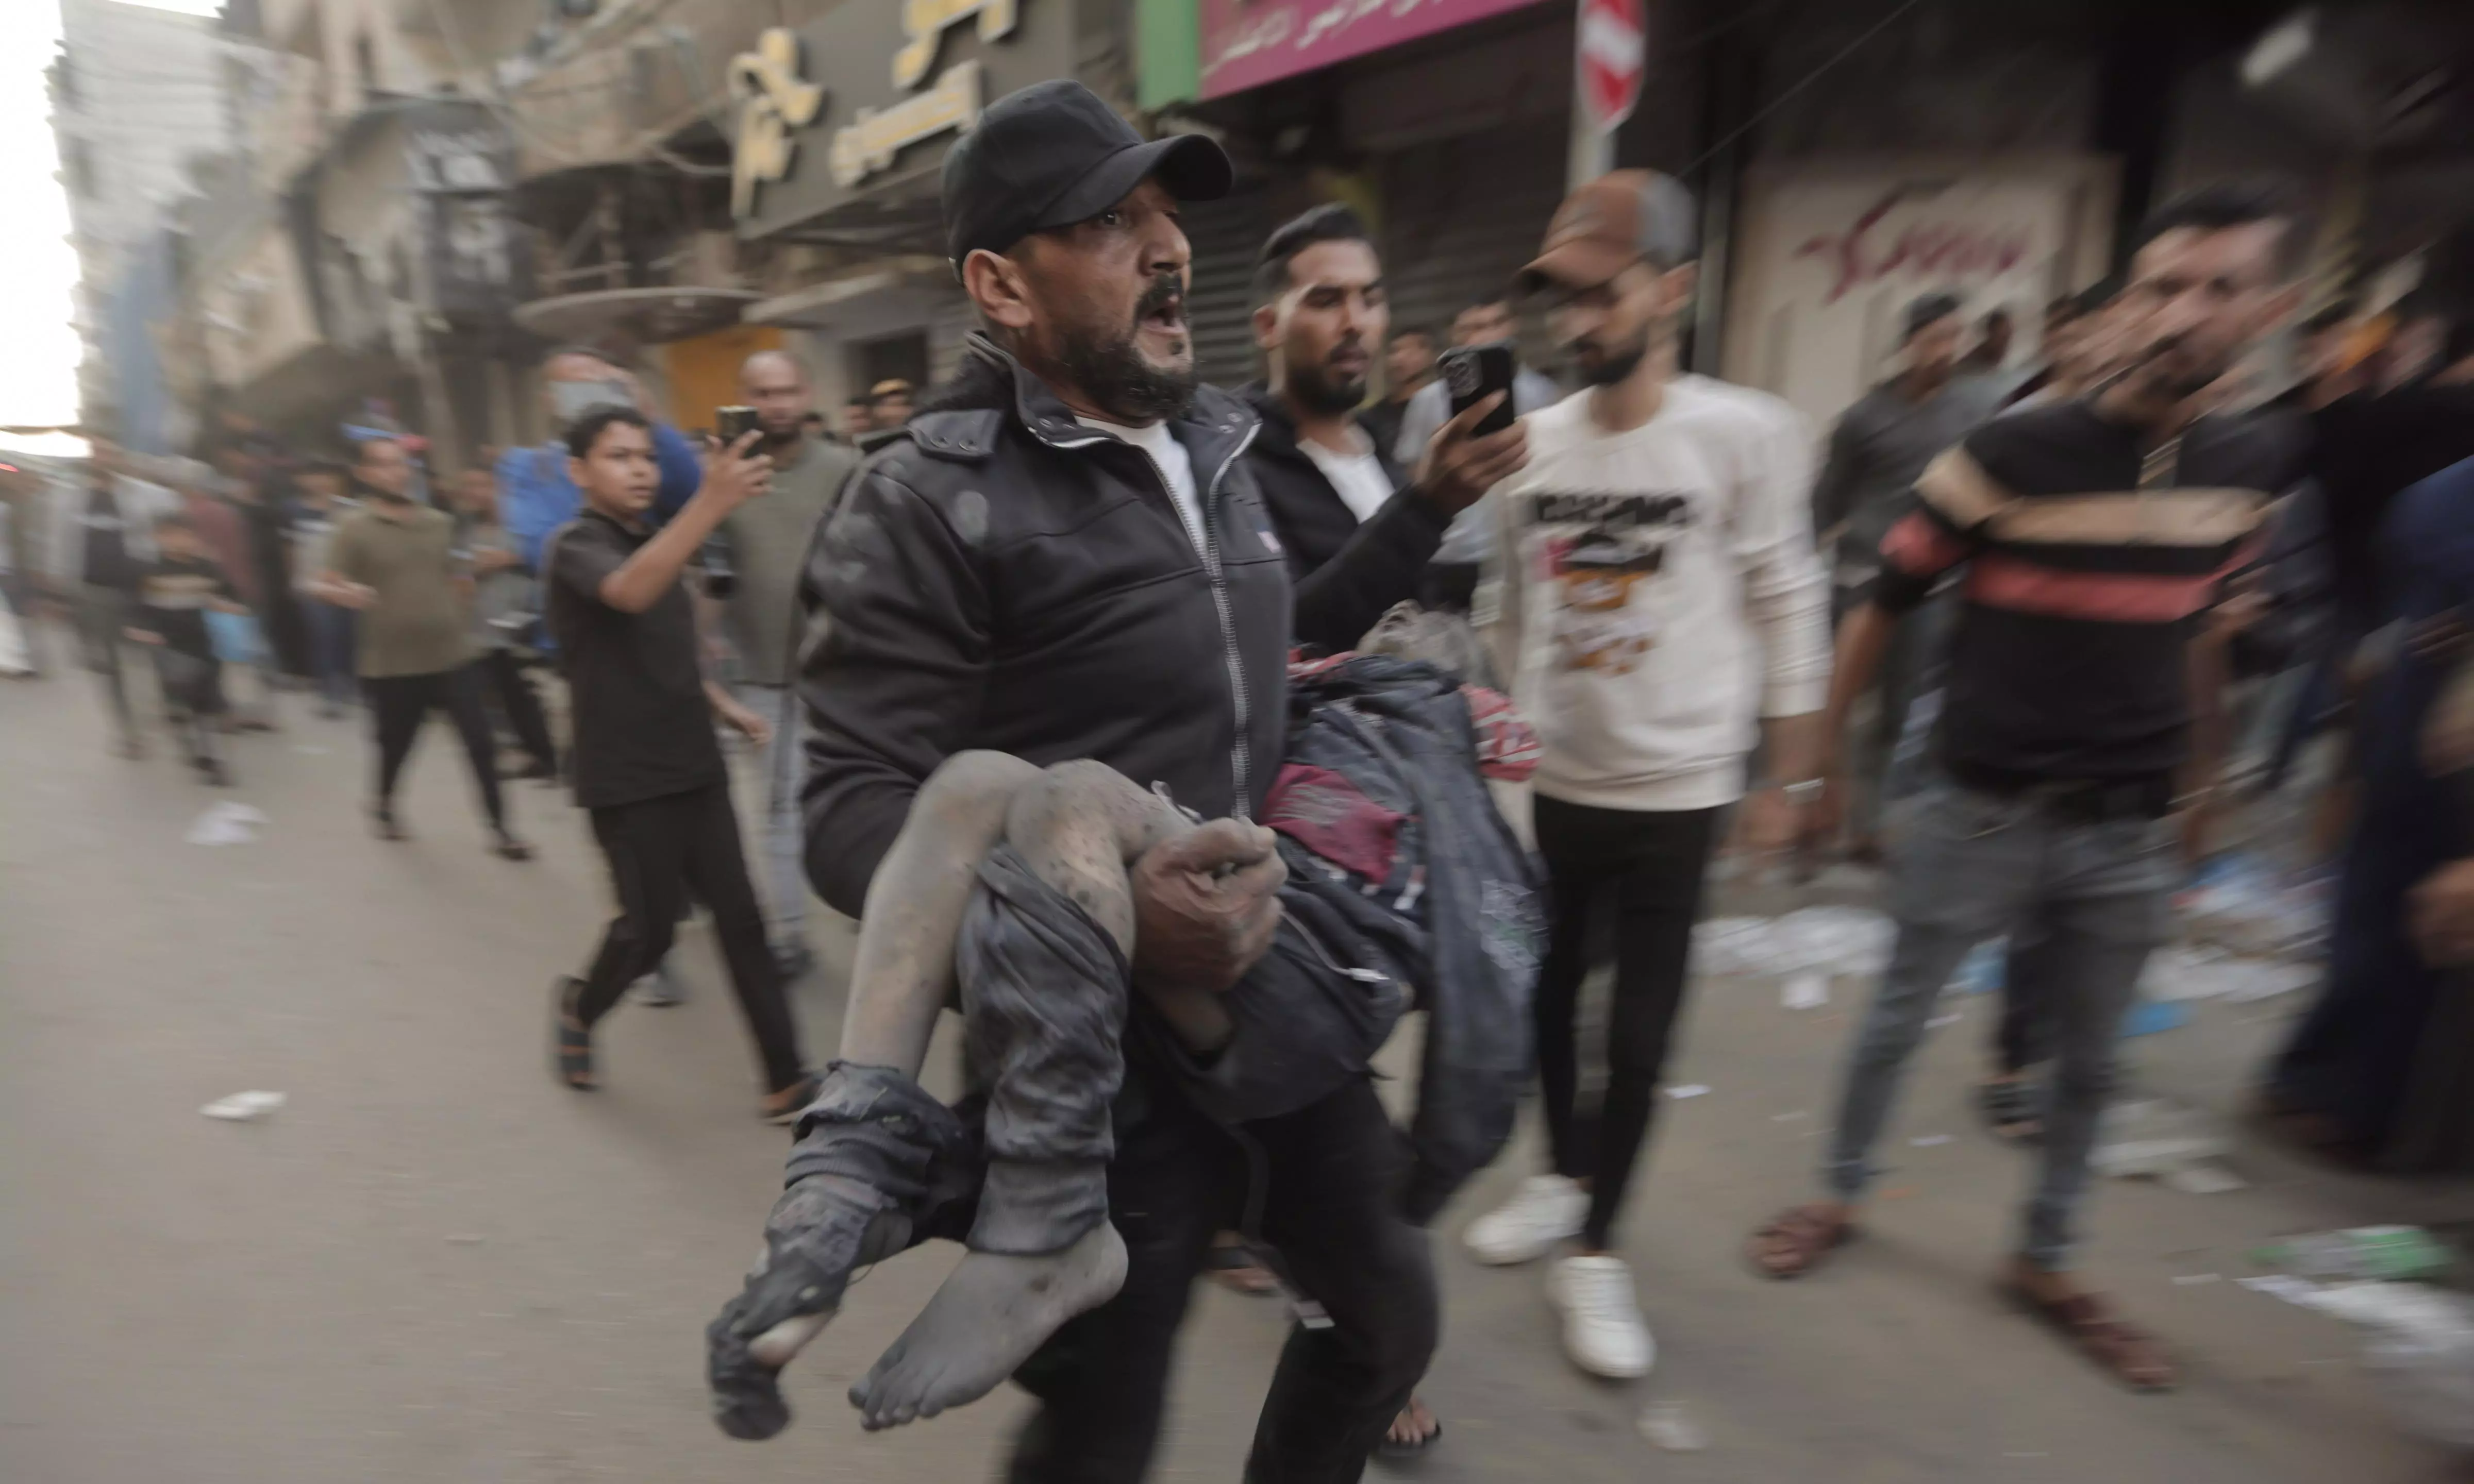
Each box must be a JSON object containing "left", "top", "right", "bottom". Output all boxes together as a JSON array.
[
  {"left": 1468, "top": 172, "right": 1832, "bottom": 1380},
  {"left": 1747, "top": 183, "right": 2307, "bottom": 1392},
  {"left": 313, "top": 436, "right": 534, "bottom": 860}
]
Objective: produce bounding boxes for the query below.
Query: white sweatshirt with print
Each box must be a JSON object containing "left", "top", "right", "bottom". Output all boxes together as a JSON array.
[{"left": 1486, "top": 376, "right": 1833, "bottom": 812}]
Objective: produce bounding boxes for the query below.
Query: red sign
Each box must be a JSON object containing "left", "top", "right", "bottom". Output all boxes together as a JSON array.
[
  {"left": 1576, "top": 0, "right": 1645, "bottom": 133},
  {"left": 1200, "top": 0, "right": 1550, "bottom": 101}
]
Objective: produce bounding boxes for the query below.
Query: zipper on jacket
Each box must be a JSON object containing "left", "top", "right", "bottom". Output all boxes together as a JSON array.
[{"left": 1052, "top": 420, "right": 1262, "bottom": 821}]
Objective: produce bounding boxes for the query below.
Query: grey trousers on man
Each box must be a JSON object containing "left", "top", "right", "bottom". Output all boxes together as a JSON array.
[
  {"left": 734, "top": 682, "right": 810, "bottom": 952},
  {"left": 1823, "top": 780, "right": 2174, "bottom": 1270}
]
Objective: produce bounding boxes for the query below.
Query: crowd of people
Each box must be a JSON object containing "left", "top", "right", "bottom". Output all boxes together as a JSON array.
[{"left": 5, "top": 70, "right": 2473, "bottom": 1483}]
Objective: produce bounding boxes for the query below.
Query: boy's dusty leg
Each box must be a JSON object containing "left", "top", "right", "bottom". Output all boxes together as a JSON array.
[
  {"left": 708, "top": 750, "right": 1037, "bottom": 1441},
  {"left": 851, "top": 761, "right": 1188, "bottom": 1430},
  {"left": 841, "top": 750, "right": 1044, "bottom": 1072}
]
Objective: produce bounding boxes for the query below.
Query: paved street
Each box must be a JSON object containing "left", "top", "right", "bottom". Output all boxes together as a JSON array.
[{"left": 3, "top": 665, "right": 2468, "bottom": 1483}]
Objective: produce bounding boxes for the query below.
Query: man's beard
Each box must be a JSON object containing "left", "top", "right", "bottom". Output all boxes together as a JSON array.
[
  {"left": 1575, "top": 321, "right": 1651, "bottom": 389},
  {"left": 1288, "top": 353, "right": 1368, "bottom": 417},
  {"left": 1051, "top": 273, "right": 1197, "bottom": 424}
]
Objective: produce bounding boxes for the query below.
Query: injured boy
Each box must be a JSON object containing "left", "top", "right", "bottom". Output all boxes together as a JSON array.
[
  {"left": 705, "top": 751, "right": 1279, "bottom": 1438},
  {"left": 705, "top": 651, "right": 1542, "bottom": 1444}
]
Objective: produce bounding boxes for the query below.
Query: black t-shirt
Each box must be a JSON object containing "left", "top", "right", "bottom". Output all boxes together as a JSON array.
[
  {"left": 131, "top": 555, "right": 239, "bottom": 660},
  {"left": 1873, "top": 400, "right": 2305, "bottom": 785},
  {"left": 81, "top": 485, "right": 137, "bottom": 591},
  {"left": 545, "top": 510, "right": 724, "bottom": 809}
]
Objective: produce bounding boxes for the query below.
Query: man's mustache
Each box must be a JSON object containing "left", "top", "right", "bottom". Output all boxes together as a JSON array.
[{"left": 1135, "top": 274, "right": 1185, "bottom": 321}]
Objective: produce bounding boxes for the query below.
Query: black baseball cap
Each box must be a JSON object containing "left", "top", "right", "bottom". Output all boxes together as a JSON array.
[{"left": 942, "top": 79, "right": 1232, "bottom": 267}]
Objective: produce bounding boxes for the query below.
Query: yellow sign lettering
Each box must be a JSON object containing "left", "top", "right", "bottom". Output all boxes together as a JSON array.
[
  {"left": 728, "top": 28, "right": 826, "bottom": 218},
  {"left": 892, "top": 0, "right": 1018, "bottom": 91},
  {"left": 831, "top": 60, "right": 984, "bottom": 188}
]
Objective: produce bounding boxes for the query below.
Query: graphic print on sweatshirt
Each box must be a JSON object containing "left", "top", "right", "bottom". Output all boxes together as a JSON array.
[{"left": 1526, "top": 490, "right": 1696, "bottom": 677}]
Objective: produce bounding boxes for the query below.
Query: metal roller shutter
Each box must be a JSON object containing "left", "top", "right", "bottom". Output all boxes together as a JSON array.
[
  {"left": 1377, "top": 119, "right": 1569, "bottom": 371},
  {"left": 1181, "top": 185, "right": 1280, "bottom": 392}
]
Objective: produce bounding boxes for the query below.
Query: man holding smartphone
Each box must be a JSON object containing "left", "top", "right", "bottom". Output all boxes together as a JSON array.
[
  {"left": 498, "top": 347, "right": 705, "bottom": 574},
  {"left": 1466, "top": 172, "right": 1831, "bottom": 1380}
]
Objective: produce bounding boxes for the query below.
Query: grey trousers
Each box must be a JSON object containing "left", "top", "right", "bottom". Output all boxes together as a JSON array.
[
  {"left": 1823, "top": 780, "right": 2173, "bottom": 1269},
  {"left": 734, "top": 682, "right": 809, "bottom": 950}
]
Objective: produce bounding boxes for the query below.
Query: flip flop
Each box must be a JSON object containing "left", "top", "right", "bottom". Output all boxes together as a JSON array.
[
  {"left": 2004, "top": 1279, "right": 2175, "bottom": 1391},
  {"left": 1374, "top": 1398, "right": 1442, "bottom": 1461},
  {"left": 1746, "top": 1204, "right": 1856, "bottom": 1279}
]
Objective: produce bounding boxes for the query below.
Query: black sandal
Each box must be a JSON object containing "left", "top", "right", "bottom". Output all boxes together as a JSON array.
[
  {"left": 552, "top": 977, "right": 596, "bottom": 1090},
  {"left": 492, "top": 831, "right": 536, "bottom": 862}
]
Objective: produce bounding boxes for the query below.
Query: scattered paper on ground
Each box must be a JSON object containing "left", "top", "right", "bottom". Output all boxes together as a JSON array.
[
  {"left": 1666, "top": 1084, "right": 1711, "bottom": 1100},
  {"left": 185, "top": 802, "right": 267, "bottom": 846},
  {"left": 1695, "top": 907, "right": 1894, "bottom": 978},
  {"left": 200, "top": 1090, "right": 286, "bottom": 1121},
  {"left": 1638, "top": 1401, "right": 1707, "bottom": 1452},
  {"left": 1782, "top": 972, "right": 1829, "bottom": 1009}
]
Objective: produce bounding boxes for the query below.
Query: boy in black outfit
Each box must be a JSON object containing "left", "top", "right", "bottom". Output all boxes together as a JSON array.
[
  {"left": 544, "top": 406, "right": 817, "bottom": 1124},
  {"left": 125, "top": 513, "right": 242, "bottom": 785}
]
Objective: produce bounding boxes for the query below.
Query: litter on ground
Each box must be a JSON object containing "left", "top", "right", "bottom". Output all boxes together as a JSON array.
[{"left": 200, "top": 1090, "right": 286, "bottom": 1121}]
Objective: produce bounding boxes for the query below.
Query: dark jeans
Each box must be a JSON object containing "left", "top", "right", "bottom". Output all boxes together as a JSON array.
[
  {"left": 1531, "top": 795, "right": 1721, "bottom": 1251},
  {"left": 303, "top": 599, "right": 358, "bottom": 707},
  {"left": 75, "top": 584, "right": 141, "bottom": 744},
  {"left": 1007, "top": 1071, "right": 1437, "bottom": 1484},
  {"left": 365, "top": 665, "right": 506, "bottom": 830},
  {"left": 149, "top": 649, "right": 225, "bottom": 768},
  {"left": 575, "top": 783, "right": 805, "bottom": 1093},
  {"left": 476, "top": 647, "right": 557, "bottom": 770}
]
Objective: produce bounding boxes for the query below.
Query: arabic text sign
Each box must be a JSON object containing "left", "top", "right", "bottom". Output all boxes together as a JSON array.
[{"left": 1199, "top": 0, "right": 1549, "bottom": 100}]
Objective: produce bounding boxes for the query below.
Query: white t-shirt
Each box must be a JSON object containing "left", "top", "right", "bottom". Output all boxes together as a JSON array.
[
  {"left": 1487, "top": 376, "right": 1833, "bottom": 811},
  {"left": 1078, "top": 415, "right": 1203, "bottom": 555},
  {"left": 1298, "top": 426, "right": 1395, "bottom": 525}
]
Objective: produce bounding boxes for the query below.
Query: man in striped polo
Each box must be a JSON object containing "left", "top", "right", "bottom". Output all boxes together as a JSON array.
[{"left": 1746, "top": 182, "right": 2305, "bottom": 1392}]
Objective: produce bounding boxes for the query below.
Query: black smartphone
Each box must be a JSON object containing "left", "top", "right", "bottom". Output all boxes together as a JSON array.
[
  {"left": 714, "top": 404, "right": 760, "bottom": 446},
  {"left": 1438, "top": 341, "right": 1518, "bottom": 436}
]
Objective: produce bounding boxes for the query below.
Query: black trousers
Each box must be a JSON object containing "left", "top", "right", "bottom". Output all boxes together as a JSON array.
[
  {"left": 1532, "top": 795, "right": 1721, "bottom": 1251},
  {"left": 477, "top": 647, "right": 557, "bottom": 770},
  {"left": 1006, "top": 1072, "right": 1437, "bottom": 1484},
  {"left": 365, "top": 665, "right": 506, "bottom": 830},
  {"left": 576, "top": 783, "right": 805, "bottom": 1093}
]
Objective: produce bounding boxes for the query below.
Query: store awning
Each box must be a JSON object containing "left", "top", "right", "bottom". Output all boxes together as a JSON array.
[
  {"left": 512, "top": 286, "right": 762, "bottom": 344},
  {"left": 743, "top": 257, "right": 951, "bottom": 328}
]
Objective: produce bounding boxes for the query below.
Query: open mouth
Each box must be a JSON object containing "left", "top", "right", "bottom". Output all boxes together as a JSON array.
[{"left": 1141, "top": 298, "right": 1188, "bottom": 336}]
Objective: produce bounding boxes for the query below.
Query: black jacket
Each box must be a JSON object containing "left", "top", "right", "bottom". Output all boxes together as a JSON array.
[
  {"left": 796, "top": 335, "right": 1292, "bottom": 918},
  {"left": 1240, "top": 382, "right": 1450, "bottom": 652}
]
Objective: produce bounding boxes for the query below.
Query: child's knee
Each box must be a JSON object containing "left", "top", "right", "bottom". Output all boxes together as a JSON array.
[{"left": 916, "top": 751, "right": 1040, "bottom": 828}]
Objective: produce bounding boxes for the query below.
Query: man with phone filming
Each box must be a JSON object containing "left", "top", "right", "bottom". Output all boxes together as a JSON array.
[
  {"left": 1465, "top": 172, "right": 1831, "bottom": 1380},
  {"left": 498, "top": 347, "right": 705, "bottom": 574}
]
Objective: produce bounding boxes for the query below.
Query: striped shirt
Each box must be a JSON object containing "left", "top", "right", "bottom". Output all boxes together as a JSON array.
[{"left": 1875, "top": 400, "right": 2303, "bottom": 786}]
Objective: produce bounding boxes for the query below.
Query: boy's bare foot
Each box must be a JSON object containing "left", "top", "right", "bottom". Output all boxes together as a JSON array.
[
  {"left": 706, "top": 1174, "right": 915, "bottom": 1441},
  {"left": 849, "top": 1222, "right": 1129, "bottom": 1430},
  {"left": 1377, "top": 1394, "right": 1442, "bottom": 1458}
]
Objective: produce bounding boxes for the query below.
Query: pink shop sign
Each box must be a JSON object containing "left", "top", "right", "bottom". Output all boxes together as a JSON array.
[{"left": 1200, "top": 0, "right": 1548, "bottom": 99}]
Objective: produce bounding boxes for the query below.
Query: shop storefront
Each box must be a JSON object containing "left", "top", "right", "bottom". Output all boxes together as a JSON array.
[
  {"left": 732, "top": 0, "right": 1093, "bottom": 402},
  {"left": 1158, "top": 0, "right": 1575, "bottom": 389}
]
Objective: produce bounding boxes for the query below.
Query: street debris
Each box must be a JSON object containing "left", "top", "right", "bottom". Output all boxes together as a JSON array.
[
  {"left": 2172, "top": 1273, "right": 2224, "bottom": 1286},
  {"left": 2240, "top": 1277, "right": 2474, "bottom": 1449},
  {"left": 1694, "top": 907, "right": 1894, "bottom": 978},
  {"left": 199, "top": 1090, "right": 286, "bottom": 1121},
  {"left": 1637, "top": 1400, "right": 1708, "bottom": 1452},
  {"left": 1925, "top": 1012, "right": 1961, "bottom": 1029},
  {"left": 2161, "top": 1162, "right": 2248, "bottom": 1195},
  {"left": 184, "top": 801, "right": 267, "bottom": 846},
  {"left": 1782, "top": 972, "right": 1829, "bottom": 1009},
  {"left": 2092, "top": 1098, "right": 2231, "bottom": 1187},
  {"left": 1910, "top": 1134, "right": 1954, "bottom": 1147},
  {"left": 1666, "top": 1084, "right": 1711, "bottom": 1100},
  {"left": 2255, "top": 1227, "right": 2454, "bottom": 1284},
  {"left": 2139, "top": 945, "right": 2318, "bottom": 1004}
]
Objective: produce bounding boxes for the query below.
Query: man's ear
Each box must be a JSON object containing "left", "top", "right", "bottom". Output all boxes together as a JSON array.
[
  {"left": 1252, "top": 299, "right": 1281, "bottom": 355},
  {"left": 963, "top": 247, "right": 1037, "bottom": 334},
  {"left": 1658, "top": 260, "right": 1700, "bottom": 318},
  {"left": 566, "top": 454, "right": 588, "bottom": 489}
]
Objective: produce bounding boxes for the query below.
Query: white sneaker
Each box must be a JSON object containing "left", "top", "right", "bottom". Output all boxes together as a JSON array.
[
  {"left": 1546, "top": 1254, "right": 1655, "bottom": 1379},
  {"left": 1463, "top": 1174, "right": 1589, "bottom": 1266}
]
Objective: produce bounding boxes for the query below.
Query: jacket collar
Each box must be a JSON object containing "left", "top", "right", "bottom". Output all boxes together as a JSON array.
[
  {"left": 1239, "top": 379, "right": 1395, "bottom": 479},
  {"left": 947, "top": 332, "right": 1261, "bottom": 488}
]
